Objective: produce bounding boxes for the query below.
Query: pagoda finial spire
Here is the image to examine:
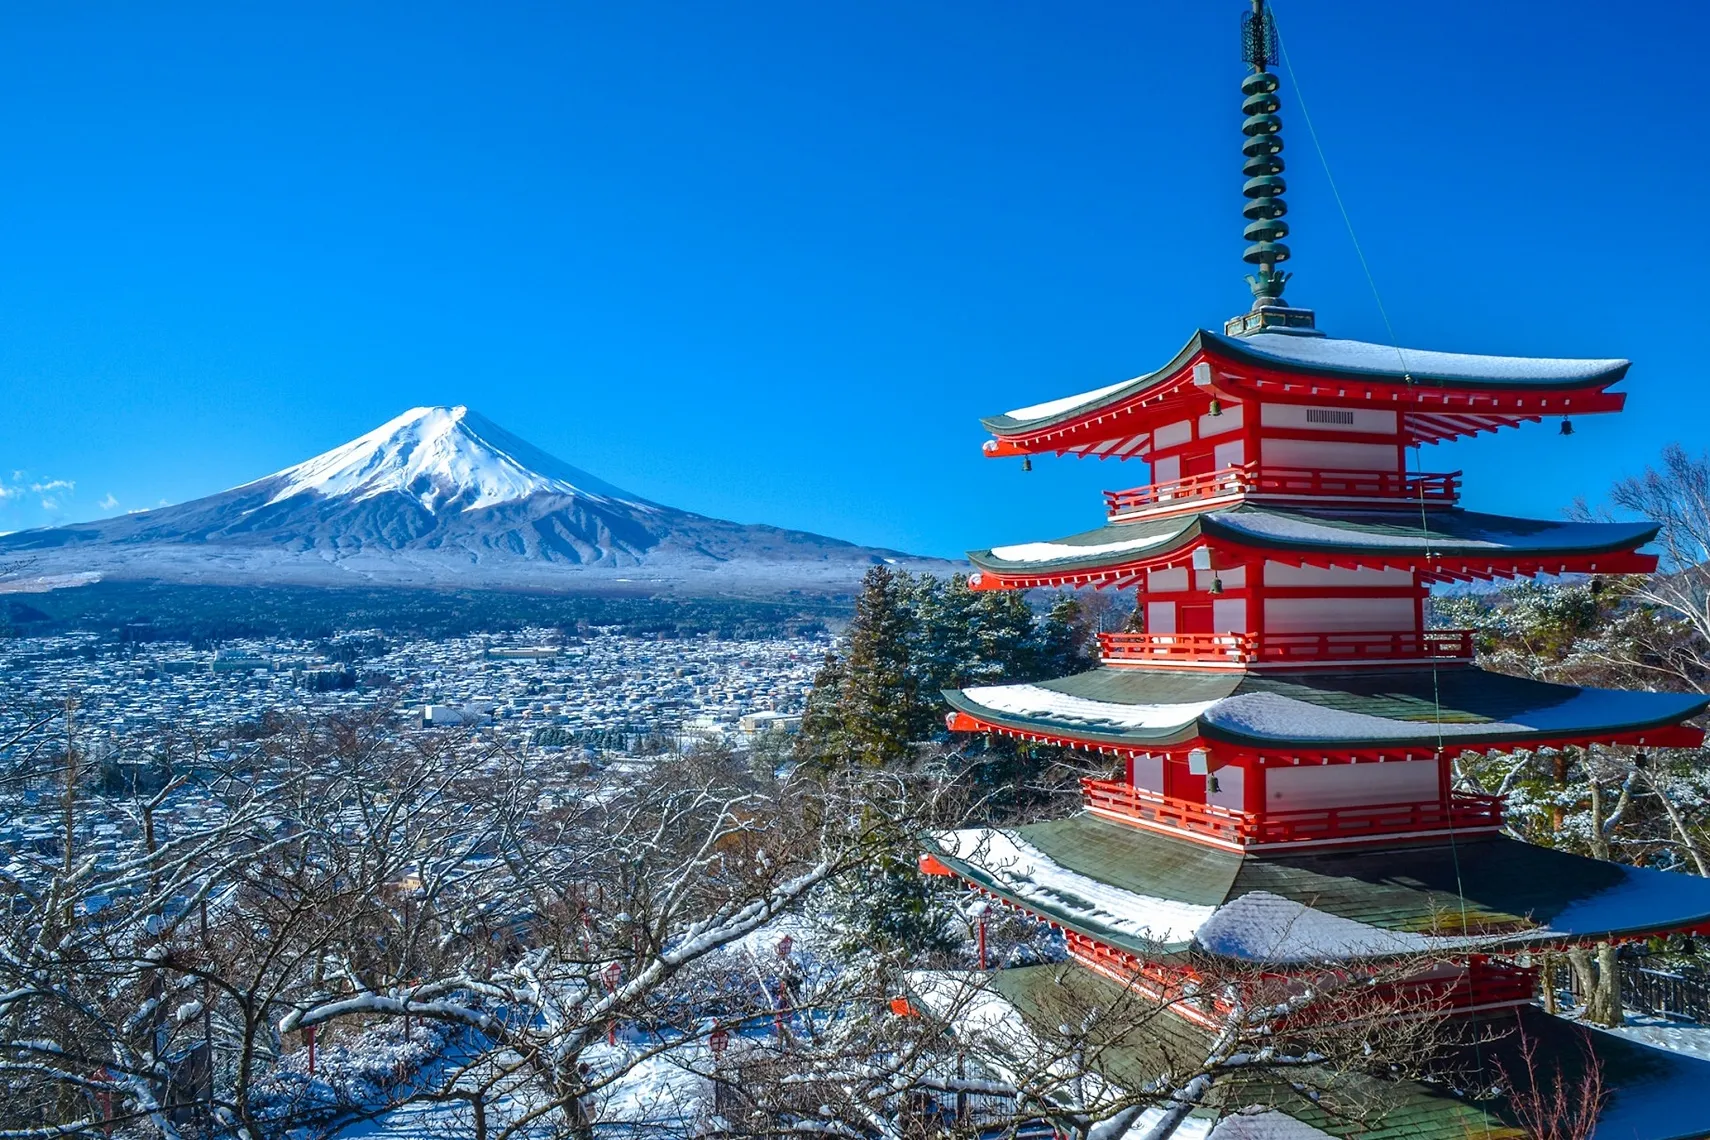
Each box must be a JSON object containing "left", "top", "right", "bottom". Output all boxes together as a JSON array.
[{"left": 1226, "top": 0, "right": 1318, "bottom": 336}]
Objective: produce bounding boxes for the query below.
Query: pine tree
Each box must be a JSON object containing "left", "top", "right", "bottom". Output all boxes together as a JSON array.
[
  {"left": 837, "top": 566, "right": 918, "bottom": 768},
  {"left": 1034, "top": 593, "right": 1099, "bottom": 678},
  {"left": 793, "top": 650, "right": 850, "bottom": 770}
]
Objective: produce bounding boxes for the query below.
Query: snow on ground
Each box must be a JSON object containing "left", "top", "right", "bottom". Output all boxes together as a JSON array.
[{"left": 1599, "top": 1012, "right": 1710, "bottom": 1062}]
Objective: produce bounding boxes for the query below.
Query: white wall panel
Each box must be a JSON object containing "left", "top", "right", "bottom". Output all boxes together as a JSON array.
[
  {"left": 1133, "top": 754, "right": 1165, "bottom": 792},
  {"left": 1147, "top": 602, "right": 1176, "bottom": 634},
  {"left": 1212, "top": 599, "right": 1248, "bottom": 631},
  {"left": 1264, "top": 596, "right": 1415, "bottom": 632},
  {"left": 1149, "top": 567, "right": 1189, "bottom": 592},
  {"left": 1265, "top": 761, "right": 1439, "bottom": 811},
  {"left": 1199, "top": 402, "right": 1244, "bottom": 438},
  {"left": 1207, "top": 764, "right": 1245, "bottom": 810},
  {"left": 1154, "top": 419, "right": 1195, "bottom": 449},
  {"left": 1264, "top": 562, "right": 1414, "bottom": 588},
  {"left": 1261, "top": 438, "right": 1399, "bottom": 472}
]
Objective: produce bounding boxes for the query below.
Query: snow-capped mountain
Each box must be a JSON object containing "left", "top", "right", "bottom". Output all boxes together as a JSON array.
[
  {"left": 260, "top": 406, "right": 642, "bottom": 513},
  {"left": 0, "top": 406, "right": 953, "bottom": 593}
]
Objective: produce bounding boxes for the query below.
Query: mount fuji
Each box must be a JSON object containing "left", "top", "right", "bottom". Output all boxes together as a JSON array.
[{"left": 0, "top": 407, "right": 955, "bottom": 594}]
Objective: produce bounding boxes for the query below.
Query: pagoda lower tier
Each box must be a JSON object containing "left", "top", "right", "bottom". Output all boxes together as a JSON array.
[
  {"left": 908, "top": 964, "right": 1710, "bottom": 1140},
  {"left": 966, "top": 502, "right": 1658, "bottom": 591},
  {"left": 922, "top": 813, "right": 1710, "bottom": 965}
]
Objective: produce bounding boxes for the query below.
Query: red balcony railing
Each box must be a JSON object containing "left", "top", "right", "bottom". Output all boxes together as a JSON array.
[
  {"left": 1080, "top": 778, "right": 1251, "bottom": 845},
  {"left": 1103, "top": 463, "right": 1461, "bottom": 518},
  {"left": 1066, "top": 931, "right": 1536, "bottom": 1023},
  {"left": 1097, "top": 629, "right": 1475, "bottom": 666},
  {"left": 1081, "top": 778, "right": 1504, "bottom": 848}
]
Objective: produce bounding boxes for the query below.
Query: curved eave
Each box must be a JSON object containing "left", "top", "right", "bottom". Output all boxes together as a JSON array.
[
  {"left": 967, "top": 509, "right": 1660, "bottom": 590},
  {"left": 943, "top": 675, "right": 1710, "bottom": 756},
  {"left": 981, "top": 330, "right": 1630, "bottom": 455},
  {"left": 1200, "top": 330, "right": 1630, "bottom": 391}
]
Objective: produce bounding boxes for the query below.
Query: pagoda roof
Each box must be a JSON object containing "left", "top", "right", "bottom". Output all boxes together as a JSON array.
[
  {"left": 967, "top": 504, "right": 1658, "bottom": 588},
  {"left": 942, "top": 965, "right": 1710, "bottom": 1140},
  {"left": 983, "top": 329, "right": 1630, "bottom": 437},
  {"left": 924, "top": 813, "right": 1710, "bottom": 964},
  {"left": 943, "top": 665, "right": 1708, "bottom": 754}
]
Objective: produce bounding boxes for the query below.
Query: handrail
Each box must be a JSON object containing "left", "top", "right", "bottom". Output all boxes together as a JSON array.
[
  {"left": 1080, "top": 778, "right": 1504, "bottom": 847},
  {"left": 1104, "top": 463, "right": 1461, "bottom": 517},
  {"left": 1097, "top": 629, "right": 1475, "bottom": 666}
]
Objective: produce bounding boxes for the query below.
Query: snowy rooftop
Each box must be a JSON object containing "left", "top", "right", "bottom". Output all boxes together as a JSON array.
[
  {"left": 945, "top": 666, "right": 1708, "bottom": 751},
  {"left": 925, "top": 814, "right": 1710, "bottom": 964},
  {"left": 984, "top": 329, "right": 1631, "bottom": 434},
  {"left": 970, "top": 505, "right": 1658, "bottom": 575}
]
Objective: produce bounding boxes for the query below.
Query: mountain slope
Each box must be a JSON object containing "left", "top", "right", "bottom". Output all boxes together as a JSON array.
[{"left": 0, "top": 406, "right": 955, "bottom": 594}]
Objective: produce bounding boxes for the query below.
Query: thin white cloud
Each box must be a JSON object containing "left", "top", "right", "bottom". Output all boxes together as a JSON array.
[
  {"left": 30, "top": 479, "right": 74, "bottom": 494},
  {"left": 0, "top": 485, "right": 14, "bottom": 500},
  {"left": 39, "top": 497, "right": 58, "bottom": 511},
  {"left": 98, "top": 493, "right": 119, "bottom": 510}
]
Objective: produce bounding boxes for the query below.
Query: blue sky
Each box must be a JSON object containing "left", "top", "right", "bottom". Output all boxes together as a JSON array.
[{"left": 0, "top": 1, "right": 1699, "bottom": 560}]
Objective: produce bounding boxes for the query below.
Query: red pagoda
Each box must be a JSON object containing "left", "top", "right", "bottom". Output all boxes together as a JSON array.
[{"left": 916, "top": 4, "right": 1710, "bottom": 1136}]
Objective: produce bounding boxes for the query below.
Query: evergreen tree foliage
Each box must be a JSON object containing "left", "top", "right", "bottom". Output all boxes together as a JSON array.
[
  {"left": 794, "top": 568, "right": 1104, "bottom": 777},
  {"left": 836, "top": 566, "right": 918, "bottom": 768}
]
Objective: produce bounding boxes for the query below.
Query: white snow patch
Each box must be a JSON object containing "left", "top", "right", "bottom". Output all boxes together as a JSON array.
[
  {"left": 959, "top": 684, "right": 1221, "bottom": 732},
  {"left": 252, "top": 405, "right": 648, "bottom": 514},
  {"left": 988, "top": 530, "right": 1182, "bottom": 565},
  {"left": 1004, "top": 376, "right": 1142, "bottom": 422},
  {"left": 1206, "top": 1108, "right": 1337, "bottom": 1140},
  {"left": 1193, "top": 892, "right": 1494, "bottom": 962},
  {"left": 932, "top": 829, "right": 1216, "bottom": 947},
  {"left": 1601, "top": 1014, "right": 1710, "bottom": 1063}
]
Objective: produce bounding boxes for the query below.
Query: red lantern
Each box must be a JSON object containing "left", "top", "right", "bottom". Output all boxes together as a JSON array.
[
  {"left": 776, "top": 935, "right": 794, "bottom": 960},
  {"left": 709, "top": 1024, "right": 730, "bottom": 1057}
]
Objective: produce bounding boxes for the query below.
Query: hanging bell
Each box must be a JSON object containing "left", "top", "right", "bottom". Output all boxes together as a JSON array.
[
  {"left": 1021, "top": 457, "right": 1032, "bottom": 473},
  {"left": 1560, "top": 417, "right": 1575, "bottom": 436},
  {"left": 1208, "top": 396, "right": 1223, "bottom": 418},
  {"left": 1209, "top": 577, "right": 1225, "bottom": 595},
  {"left": 1590, "top": 576, "right": 1604, "bottom": 595},
  {"left": 1634, "top": 752, "right": 1650, "bottom": 771}
]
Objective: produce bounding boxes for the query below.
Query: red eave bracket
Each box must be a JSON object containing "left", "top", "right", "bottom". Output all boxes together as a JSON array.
[{"left": 918, "top": 854, "right": 955, "bottom": 877}]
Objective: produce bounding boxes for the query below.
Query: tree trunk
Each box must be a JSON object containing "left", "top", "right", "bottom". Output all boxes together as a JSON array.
[
  {"left": 1568, "top": 943, "right": 1622, "bottom": 1027},
  {"left": 1588, "top": 778, "right": 1609, "bottom": 861},
  {"left": 1540, "top": 953, "right": 1558, "bottom": 1015}
]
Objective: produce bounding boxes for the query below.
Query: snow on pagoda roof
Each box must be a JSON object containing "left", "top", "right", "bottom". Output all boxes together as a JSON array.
[
  {"left": 924, "top": 814, "right": 1710, "bottom": 964},
  {"left": 983, "top": 329, "right": 1631, "bottom": 436},
  {"left": 944, "top": 666, "right": 1708, "bottom": 751},
  {"left": 969, "top": 504, "right": 1657, "bottom": 578}
]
